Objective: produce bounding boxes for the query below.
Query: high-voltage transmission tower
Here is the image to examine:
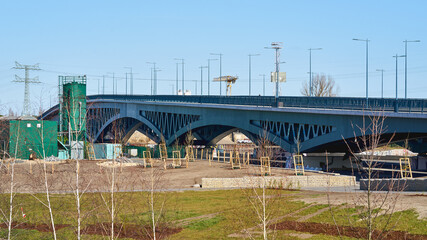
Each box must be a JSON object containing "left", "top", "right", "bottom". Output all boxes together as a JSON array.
[{"left": 13, "top": 62, "right": 41, "bottom": 116}]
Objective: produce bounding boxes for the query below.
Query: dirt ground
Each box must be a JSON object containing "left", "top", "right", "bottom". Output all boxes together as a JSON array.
[
  {"left": 0, "top": 158, "right": 425, "bottom": 220},
  {"left": 0, "top": 159, "right": 315, "bottom": 193}
]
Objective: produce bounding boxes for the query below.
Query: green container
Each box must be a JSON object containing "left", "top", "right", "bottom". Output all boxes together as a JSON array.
[
  {"left": 7, "top": 120, "right": 58, "bottom": 159},
  {"left": 61, "top": 76, "right": 87, "bottom": 142}
]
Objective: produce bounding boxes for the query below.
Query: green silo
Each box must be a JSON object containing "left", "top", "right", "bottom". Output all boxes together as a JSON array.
[{"left": 60, "top": 76, "right": 87, "bottom": 142}]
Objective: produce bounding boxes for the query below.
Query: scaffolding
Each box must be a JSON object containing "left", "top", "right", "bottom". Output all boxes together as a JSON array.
[
  {"left": 142, "top": 151, "right": 152, "bottom": 168},
  {"left": 172, "top": 150, "right": 182, "bottom": 168},
  {"left": 293, "top": 154, "right": 305, "bottom": 175},
  {"left": 86, "top": 143, "right": 96, "bottom": 160},
  {"left": 185, "top": 146, "right": 195, "bottom": 162},
  {"left": 230, "top": 150, "right": 241, "bottom": 169},
  {"left": 399, "top": 157, "right": 413, "bottom": 178},
  {"left": 260, "top": 156, "right": 271, "bottom": 176}
]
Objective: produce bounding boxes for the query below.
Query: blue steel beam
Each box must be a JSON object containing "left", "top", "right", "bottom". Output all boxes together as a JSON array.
[{"left": 41, "top": 95, "right": 427, "bottom": 153}]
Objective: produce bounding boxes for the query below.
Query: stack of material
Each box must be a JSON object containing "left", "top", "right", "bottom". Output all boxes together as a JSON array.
[
  {"left": 44, "top": 156, "right": 62, "bottom": 162},
  {"left": 115, "top": 157, "right": 134, "bottom": 163}
]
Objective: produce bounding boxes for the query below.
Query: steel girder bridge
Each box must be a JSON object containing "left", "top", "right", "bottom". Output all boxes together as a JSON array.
[{"left": 41, "top": 95, "right": 427, "bottom": 154}]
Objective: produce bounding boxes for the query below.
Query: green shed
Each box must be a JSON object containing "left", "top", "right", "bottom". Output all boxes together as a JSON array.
[{"left": 0, "top": 117, "right": 58, "bottom": 159}]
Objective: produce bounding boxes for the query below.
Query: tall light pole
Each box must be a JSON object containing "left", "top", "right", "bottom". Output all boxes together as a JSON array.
[
  {"left": 154, "top": 68, "right": 161, "bottom": 95},
  {"left": 207, "top": 58, "right": 217, "bottom": 96},
  {"left": 210, "top": 53, "right": 223, "bottom": 96},
  {"left": 403, "top": 40, "right": 420, "bottom": 99},
  {"left": 125, "top": 72, "right": 128, "bottom": 95},
  {"left": 308, "top": 48, "right": 322, "bottom": 96},
  {"left": 376, "top": 69, "right": 385, "bottom": 98},
  {"left": 174, "top": 58, "right": 184, "bottom": 92},
  {"left": 248, "top": 54, "right": 260, "bottom": 96},
  {"left": 265, "top": 42, "right": 283, "bottom": 100},
  {"left": 102, "top": 75, "right": 106, "bottom": 94},
  {"left": 175, "top": 62, "right": 179, "bottom": 94},
  {"left": 97, "top": 78, "right": 100, "bottom": 94},
  {"left": 199, "top": 66, "right": 208, "bottom": 95},
  {"left": 107, "top": 72, "right": 115, "bottom": 94},
  {"left": 146, "top": 62, "right": 156, "bottom": 95},
  {"left": 393, "top": 54, "right": 406, "bottom": 100},
  {"left": 259, "top": 74, "right": 266, "bottom": 96},
  {"left": 353, "top": 38, "right": 370, "bottom": 105},
  {"left": 124, "top": 67, "right": 133, "bottom": 95}
]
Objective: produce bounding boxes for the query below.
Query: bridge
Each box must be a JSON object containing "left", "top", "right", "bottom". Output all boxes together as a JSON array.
[{"left": 41, "top": 95, "right": 427, "bottom": 154}]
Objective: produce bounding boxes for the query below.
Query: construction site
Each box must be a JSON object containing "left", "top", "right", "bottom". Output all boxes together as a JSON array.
[{"left": 0, "top": 70, "right": 426, "bottom": 240}]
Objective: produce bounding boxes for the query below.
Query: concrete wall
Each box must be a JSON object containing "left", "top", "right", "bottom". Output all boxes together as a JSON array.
[
  {"left": 360, "top": 178, "right": 427, "bottom": 191},
  {"left": 202, "top": 175, "right": 356, "bottom": 189}
]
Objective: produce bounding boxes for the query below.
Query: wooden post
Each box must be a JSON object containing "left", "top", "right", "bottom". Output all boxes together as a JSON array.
[
  {"left": 201, "top": 149, "right": 204, "bottom": 160},
  {"left": 242, "top": 152, "right": 246, "bottom": 166},
  {"left": 247, "top": 152, "right": 250, "bottom": 165},
  {"left": 195, "top": 148, "right": 198, "bottom": 160}
]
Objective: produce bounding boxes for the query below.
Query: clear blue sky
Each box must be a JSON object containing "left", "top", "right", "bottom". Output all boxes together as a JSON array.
[{"left": 0, "top": 0, "right": 426, "bottom": 115}]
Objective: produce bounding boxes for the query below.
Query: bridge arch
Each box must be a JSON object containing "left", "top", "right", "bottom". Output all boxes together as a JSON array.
[
  {"left": 167, "top": 121, "right": 292, "bottom": 152},
  {"left": 93, "top": 115, "right": 162, "bottom": 143}
]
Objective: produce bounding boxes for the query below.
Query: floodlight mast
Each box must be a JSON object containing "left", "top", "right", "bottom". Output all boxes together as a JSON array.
[
  {"left": 146, "top": 62, "right": 156, "bottom": 95},
  {"left": 210, "top": 53, "right": 223, "bottom": 95},
  {"left": 174, "top": 58, "right": 185, "bottom": 92},
  {"left": 308, "top": 48, "right": 322, "bottom": 96},
  {"left": 207, "top": 58, "right": 218, "bottom": 96},
  {"left": 265, "top": 42, "right": 283, "bottom": 100},
  {"left": 13, "top": 61, "right": 41, "bottom": 116}
]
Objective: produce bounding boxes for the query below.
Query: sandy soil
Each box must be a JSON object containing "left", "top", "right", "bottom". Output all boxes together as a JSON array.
[{"left": 0, "top": 159, "right": 313, "bottom": 193}]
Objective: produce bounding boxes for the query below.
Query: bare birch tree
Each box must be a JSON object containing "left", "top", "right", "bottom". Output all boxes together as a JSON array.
[
  {"left": 328, "top": 112, "right": 404, "bottom": 240},
  {"left": 7, "top": 121, "right": 20, "bottom": 239}
]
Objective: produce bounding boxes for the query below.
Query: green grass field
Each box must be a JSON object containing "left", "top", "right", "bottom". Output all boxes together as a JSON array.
[{"left": 0, "top": 189, "right": 425, "bottom": 239}]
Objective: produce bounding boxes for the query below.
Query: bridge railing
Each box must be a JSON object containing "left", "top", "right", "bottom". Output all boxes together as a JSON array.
[{"left": 88, "top": 95, "right": 426, "bottom": 113}]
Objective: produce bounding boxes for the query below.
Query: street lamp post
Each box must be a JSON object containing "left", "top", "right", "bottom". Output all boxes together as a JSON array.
[
  {"left": 154, "top": 68, "right": 161, "bottom": 95},
  {"left": 97, "top": 78, "right": 100, "bottom": 95},
  {"left": 125, "top": 72, "right": 128, "bottom": 95},
  {"left": 393, "top": 54, "right": 406, "bottom": 100},
  {"left": 259, "top": 74, "right": 266, "bottom": 96},
  {"left": 376, "top": 69, "right": 385, "bottom": 98},
  {"left": 265, "top": 42, "right": 283, "bottom": 101},
  {"left": 174, "top": 58, "right": 185, "bottom": 92},
  {"left": 248, "top": 54, "right": 260, "bottom": 96},
  {"left": 175, "top": 62, "right": 179, "bottom": 94},
  {"left": 146, "top": 62, "right": 156, "bottom": 95},
  {"left": 124, "top": 67, "right": 133, "bottom": 95},
  {"left": 403, "top": 40, "right": 420, "bottom": 99},
  {"left": 207, "top": 59, "right": 218, "bottom": 96},
  {"left": 107, "top": 72, "right": 115, "bottom": 94},
  {"left": 199, "top": 66, "right": 208, "bottom": 95},
  {"left": 102, "top": 75, "right": 106, "bottom": 94},
  {"left": 308, "top": 48, "right": 322, "bottom": 96},
  {"left": 210, "top": 53, "right": 223, "bottom": 96},
  {"left": 353, "top": 38, "right": 370, "bottom": 105}
]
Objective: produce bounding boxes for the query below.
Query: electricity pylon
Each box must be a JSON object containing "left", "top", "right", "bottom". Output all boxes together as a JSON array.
[{"left": 13, "top": 62, "right": 41, "bottom": 116}]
